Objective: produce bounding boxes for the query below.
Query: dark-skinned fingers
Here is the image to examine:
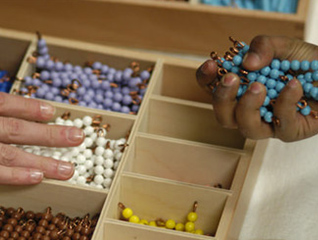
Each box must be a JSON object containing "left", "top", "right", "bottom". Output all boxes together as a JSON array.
[
  {"left": 242, "top": 35, "right": 318, "bottom": 71},
  {"left": 273, "top": 79, "right": 318, "bottom": 142},
  {"left": 0, "top": 92, "right": 55, "bottom": 122},
  {"left": 211, "top": 73, "right": 240, "bottom": 128},
  {"left": 235, "top": 82, "right": 273, "bottom": 139},
  {"left": 0, "top": 165, "right": 43, "bottom": 185},
  {"left": 196, "top": 60, "right": 219, "bottom": 94},
  {"left": 0, "top": 117, "right": 84, "bottom": 147},
  {"left": 0, "top": 143, "right": 74, "bottom": 180}
]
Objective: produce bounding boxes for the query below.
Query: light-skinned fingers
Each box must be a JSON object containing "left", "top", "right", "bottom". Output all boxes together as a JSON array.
[
  {"left": 0, "top": 117, "right": 84, "bottom": 147},
  {"left": 0, "top": 166, "right": 43, "bottom": 185},
  {"left": 0, "top": 143, "right": 74, "bottom": 180},
  {"left": 0, "top": 92, "right": 55, "bottom": 121},
  {"left": 212, "top": 73, "right": 240, "bottom": 128},
  {"left": 196, "top": 60, "right": 219, "bottom": 94},
  {"left": 235, "top": 82, "right": 273, "bottom": 139},
  {"left": 242, "top": 35, "right": 318, "bottom": 71}
]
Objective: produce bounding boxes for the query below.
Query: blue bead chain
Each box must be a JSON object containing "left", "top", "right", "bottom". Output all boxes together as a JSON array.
[{"left": 209, "top": 37, "right": 318, "bottom": 123}]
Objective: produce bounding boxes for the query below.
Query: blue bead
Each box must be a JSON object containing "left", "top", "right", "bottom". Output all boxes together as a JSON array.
[
  {"left": 312, "top": 71, "right": 318, "bottom": 81},
  {"left": 223, "top": 61, "right": 233, "bottom": 70},
  {"left": 242, "top": 45, "right": 249, "bottom": 54},
  {"left": 299, "top": 78, "right": 306, "bottom": 86},
  {"left": 260, "top": 66, "right": 271, "bottom": 76},
  {"left": 263, "top": 96, "right": 270, "bottom": 106},
  {"left": 237, "top": 86, "right": 243, "bottom": 98},
  {"left": 300, "top": 60, "right": 310, "bottom": 71},
  {"left": 310, "top": 87, "right": 318, "bottom": 99},
  {"left": 303, "top": 83, "right": 313, "bottom": 93},
  {"left": 260, "top": 106, "right": 268, "bottom": 117},
  {"left": 275, "top": 82, "right": 285, "bottom": 92},
  {"left": 266, "top": 78, "right": 277, "bottom": 89},
  {"left": 286, "top": 74, "right": 294, "bottom": 80},
  {"left": 271, "top": 59, "right": 281, "bottom": 69},
  {"left": 257, "top": 75, "right": 267, "bottom": 84},
  {"left": 305, "top": 72, "right": 313, "bottom": 82},
  {"left": 269, "top": 69, "right": 280, "bottom": 79},
  {"left": 247, "top": 72, "right": 257, "bottom": 81},
  {"left": 291, "top": 60, "right": 300, "bottom": 71},
  {"left": 267, "top": 89, "right": 277, "bottom": 99},
  {"left": 310, "top": 60, "right": 318, "bottom": 71},
  {"left": 300, "top": 105, "right": 311, "bottom": 116},
  {"left": 233, "top": 55, "right": 243, "bottom": 66},
  {"left": 280, "top": 60, "right": 290, "bottom": 72},
  {"left": 231, "top": 66, "right": 239, "bottom": 74},
  {"left": 264, "top": 111, "right": 273, "bottom": 123}
]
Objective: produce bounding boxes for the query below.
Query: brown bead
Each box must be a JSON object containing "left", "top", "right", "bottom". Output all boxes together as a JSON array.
[
  {"left": 17, "top": 237, "right": 25, "bottom": 240},
  {"left": 49, "top": 230, "right": 59, "bottom": 240},
  {"left": 62, "top": 237, "right": 71, "bottom": 240},
  {"left": 19, "top": 231, "right": 30, "bottom": 239},
  {"left": 40, "top": 235, "right": 50, "bottom": 240},
  {"left": 0, "top": 237, "right": 5, "bottom": 240},
  {"left": 31, "top": 232, "right": 42, "bottom": 240},
  {"left": 10, "top": 231, "right": 19, "bottom": 239},
  {"left": 25, "top": 211, "right": 35, "bottom": 220},
  {"left": 3, "top": 224, "right": 14, "bottom": 232},
  {"left": 24, "top": 224, "right": 35, "bottom": 233},
  {"left": 80, "top": 227, "right": 90, "bottom": 236},
  {"left": 50, "top": 217, "right": 60, "bottom": 226},
  {"left": 6, "top": 208, "right": 15, "bottom": 217},
  {"left": 79, "top": 236, "right": 89, "bottom": 240},
  {"left": 38, "top": 220, "right": 48, "bottom": 228},
  {"left": 74, "top": 225, "right": 82, "bottom": 233},
  {"left": 10, "top": 213, "right": 21, "bottom": 221},
  {"left": 7, "top": 219, "right": 18, "bottom": 227},
  {"left": 0, "top": 230, "right": 10, "bottom": 238},
  {"left": 14, "top": 225, "right": 23, "bottom": 234},
  {"left": 35, "top": 226, "right": 45, "bottom": 235},
  {"left": 47, "top": 224, "right": 55, "bottom": 231},
  {"left": 71, "top": 232, "right": 81, "bottom": 240}
]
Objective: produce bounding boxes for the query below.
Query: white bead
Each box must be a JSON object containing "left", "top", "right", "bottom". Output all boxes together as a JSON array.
[
  {"left": 52, "top": 155, "right": 60, "bottom": 160},
  {"left": 76, "top": 154, "right": 86, "bottom": 164},
  {"left": 52, "top": 151, "right": 62, "bottom": 157},
  {"left": 70, "top": 147, "right": 80, "bottom": 156},
  {"left": 73, "top": 118, "right": 83, "bottom": 128},
  {"left": 89, "top": 182, "right": 96, "bottom": 187},
  {"left": 64, "top": 119, "right": 74, "bottom": 126},
  {"left": 96, "top": 137, "right": 107, "bottom": 147},
  {"left": 77, "top": 165, "right": 87, "bottom": 175},
  {"left": 103, "top": 168, "right": 114, "bottom": 178},
  {"left": 97, "top": 128, "right": 107, "bottom": 137},
  {"left": 115, "top": 151, "right": 123, "bottom": 161},
  {"left": 95, "top": 184, "right": 103, "bottom": 189},
  {"left": 103, "top": 149, "right": 114, "bottom": 159},
  {"left": 103, "top": 178, "right": 112, "bottom": 188},
  {"left": 60, "top": 156, "right": 70, "bottom": 162},
  {"left": 84, "top": 126, "right": 94, "bottom": 136},
  {"left": 68, "top": 180, "right": 77, "bottom": 185},
  {"left": 115, "top": 138, "right": 126, "bottom": 150},
  {"left": 84, "top": 159, "right": 94, "bottom": 170},
  {"left": 83, "top": 116, "right": 93, "bottom": 126},
  {"left": 94, "top": 165, "right": 104, "bottom": 175},
  {"left": 42, "top": 150, "right": 53, "bottom": 157},
  {"left": 83, "top": 172, "right": 90, "bottom": 178},
  {"left": 94, "top": 174, "right": 104, "bottom": 185},
  {"left": 95, "top": 146, "right": 105, "bottom": 156},
  {"left": 84, "top": 137, "right": 94, "bottom": 148},
  {"left": 103, "top": 158, "right": 114, "bottom": 169},
  {"left": 72, "top": 170, "right": 79, "bottom": 180},
  {"left": 33, "top": 150, "right": 41, "bottom": 155},
  {"left": 78, "top": 142, "right": 86, "bottom": 152},
  {"left": 113, "top": 161, "right": 120, "bottom": 170},
  {"left": 94, "top": 156, "right": 104, "bottom": 165},
  {"left": 55, "top": 117, "right": 65, "bottom": 125},
  {"left": 59, "top": 148, "right": 69, "bottom": 153},
  {"left": 76, "top": 176, "right": 87, "bottom": 185},
  {"left": 90, "top": 132, "right": 97, "bottom": 141},
  {"left": 24, "top": 147, "right": 33, "bottom": 153},
  {"left": 83, "top": 149, "right": 93, "bottom": 158},
  {"left": 109, "top": 140, "right": 116, "bottom": 149}
]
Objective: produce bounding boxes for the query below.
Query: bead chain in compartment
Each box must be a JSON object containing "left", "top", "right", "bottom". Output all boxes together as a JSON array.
[
  {"left": 16, "top": 112, "right": 130, "bottom": 190},
  {"left": 18, "top": 32, "right": 154, "bottom": 115},
  {"left": 117, "top": 201, "right": 207, "bottom": 236},
  {"left": 209, "top": 36, "right": 318, "bottom": 124},
  {"left": 0, "top": 70, "right": 13, "bottom": 93},
  {"left": 0, "top": 206, "right": 99, "bottom": 240}
]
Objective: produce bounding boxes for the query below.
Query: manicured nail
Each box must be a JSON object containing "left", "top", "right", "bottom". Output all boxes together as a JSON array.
[
  {"left": 58, "top": 162, "right": 74, "bottom": 178},
  {"left": 30, "top": 170, "right": 43, "bottom": 183},
  {"left": 249, "top": 83, "right": 262, "bottom": 94},
  {"left": 40, "top": 102, "right": 55, "bottom": 118},
  {"left": 221, "top": 74, "right": 237, "bottom": 87},
  {"left": 65, "top": 127, "right": 84, "bottom": 143}
]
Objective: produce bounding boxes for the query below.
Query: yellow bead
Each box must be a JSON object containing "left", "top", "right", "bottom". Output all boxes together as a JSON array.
[
  {"left": 175, "top": 223, "right": 185, "bottom": 231},
  {"left": 165, "top": 219, "right": 176, "bottom": 229},
  {"left": 129, "top": 215, "right": 140, "bottom": 223},
  {"left": 187, "top": 212, "right": 198, "bottom": 222},
  {"left": 185, "top": 222, "right": 195, "bottom": 232},
  {"left": 140, "top": 219, "right": 149, "bottom": 225},
  {"left": 148, "top": 221, "right": 157, "bottom": 227},
  {"left": 195, "top": 229, "right": 204, "bottom": 235},
  {"left": 122, "top": 208, "right": 133, "bottom": 219}
]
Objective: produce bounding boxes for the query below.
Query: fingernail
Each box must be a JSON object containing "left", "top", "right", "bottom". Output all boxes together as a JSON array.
[
  {"left": 287, "top": 79, "right": 298, "bottom": 88},
  {"left": 221, "top": 74, "right": 237, "bottom": 87},
  {"left": 243, "top": 52, "right": 261, "bottom": 66},
  {"left": 65, "top": 127, "right": 84, "bottom": 143},
  {"left": 249, "top": 83, "right": 262, "bottom": 94},
  {"left": 201, "top": 61, "right": 210, "bottom": 75},
  {"left": 58, "top": 162, "right": 74, "bottom": 178},
  {"left": 30, "top": 170, "right": 43, "bottom": 183},
  {"left": 40, "top": 102, "right": 55, "bottom": 118}
]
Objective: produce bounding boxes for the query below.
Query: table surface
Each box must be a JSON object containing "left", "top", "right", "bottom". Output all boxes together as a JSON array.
[{"left": 238, "top": 0, "right": 318, "bottom": 239}]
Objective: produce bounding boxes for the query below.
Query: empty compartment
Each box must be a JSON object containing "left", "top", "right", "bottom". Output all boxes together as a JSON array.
[
  {"left": 0, "top": 34, "right": 31, "bottom": 92},
  {"left": 152, "top": 62, "right": 212, "bottom": 104},
  {"left": 105, "top": 174, "right": 229, "bottom": 237},
  {"left": 124, "top": 134, "right": 241, "bottom": 189},
  {"left": 139, "top": 99, "right": 245, "bottom": 149},
  {"left": 15, "top": 37, "right": 156, "bottom": 115},
  {"left": 103, "top": 220, "right": 214, "bottom": 240}
]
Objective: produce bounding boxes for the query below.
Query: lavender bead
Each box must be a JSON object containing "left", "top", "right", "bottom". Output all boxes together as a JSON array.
[
  {"left": 73, "top": 65, "right": 83, "bottom": 73},
  {"left": 45, "top": 60, "right": 55, "bottom": 71},
  {"left": 24, "top": 76, "right": 33, "bottom": 86},
  {"left": 103, "top": 98, "right": 113, "bottom": 108},
  {"left": 84, "top": 67, "right": 93, "bottom": 75},
  {"left": 38, "top": 46, "right": 48, "bottom": 55},
  {"left": 51, "top": 87, "right": 60, "bottom": 96},
  {"left": 100, "top": 64, "right": 109, "bottom": 74},
  {"left": 54, "top": 95, "right": 63, "bottom": 102},
  {"left": 45, "top": 92, "right": 55, "bottom": 101},
  {"left": 40, "top": 70, "right": 50, "bottom": 80},
  {"left": 91, "top": 80, "right": 100, "bottom": 89},
  {"left": 64, "top": 63, "right": 73, "bottom": 72},
  {"left": 83, "top": 79, "right": 91, "bottom": 88},
  {"left": 113, "top": 92, "right": 123, "bottom": 102},
  {"left": 122, "top": 95, "right": 132, "bottom": 105},
  {"left": 62, "top": 78, "right": 71, "bottom": 88},
  {"left": 101, "top": 80, "right": 110, "bottom": 90},
  {"left": 78, "top": 101, "right": 87, "bottom": 107},
  {"left": 52, "top": 77, "right": 62, "bottom": 88},
  {"left": 92, "top": 61, "right": 102, "bottom": 70},
  {"left": 108, "top": 68, "right": 116, "bottom": 75},
  {"left": 95, "top": 89, "right": 104, "bottom": 96},
  {"left": 140, "top": 70, "right": 150, "bottom": 80},
  {"left": 104, "top": 90, "right": 113, "bottom": 99},
  {"left": 33, "top": 79, "right": 42, "bottom": 87},
  {"left": 95, "top": 94, "right": 104, "bottom": 103},
  {"left": 123, "top": 68, "right": 133, "bottom": 81},
  {"left": 35, "top": 88, "right": 46, "bottom": 98},
  {"left": 88, "top": 102, "right": 97, "bottom": 109},
  {"left": 112, "top": 102, "right": 121, "bottom": 112},
  {"left": 77, "top": 86, "right": 86, "bottom": 96},
  {"left": 114, "top": 71, "right": 123, "bottom": 83},
  {"left": 36, "top": 57, "right": 46, "bottom": 69},
  {"left": 128, "top": 77, "right": 142, "bottom": 88},
  {"left": 121, "top": 106, "right": 130, "bottom": 114},
  {"left": 55, "top": 61, "right": 64, "bottom": 71},
  {"left": 131, "top": 105, "right": 139, "bottom": 113}
]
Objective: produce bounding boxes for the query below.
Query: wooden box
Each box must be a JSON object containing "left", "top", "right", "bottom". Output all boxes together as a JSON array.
[
  {"left": 0, "top": 0, "right": 310, "bottom": 56},
  {"left": 0, "top": 28, "right": 269, "bottom": 240}
]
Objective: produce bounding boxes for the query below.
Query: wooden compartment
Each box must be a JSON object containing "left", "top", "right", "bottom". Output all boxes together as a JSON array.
[
  {"left": 104, "top": 174, "right": 229, "bottom": 237},
  {"left": 139, "top": 98, "right": 245, "bottom": 149},
  {"left": 123, "top": 134, "right": 241, "bottom": 189},
  {"left": 0, "top": 0, "right": 309, "bottom": 56}
]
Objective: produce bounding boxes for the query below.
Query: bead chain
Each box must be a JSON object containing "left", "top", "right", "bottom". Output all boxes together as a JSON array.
[
  {"left": 0, "top": 70, "right": 12, "bottom": 93},
  {"left": 210, "top": 37, "right": 318, "bottom": 124}
]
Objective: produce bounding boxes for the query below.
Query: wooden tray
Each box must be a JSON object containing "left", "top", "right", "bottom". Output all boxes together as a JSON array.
[
  {"left": 0, "top": 0, "right": 309, "bottom": 56},
  {"left": 0, "top": 28, "right": 269, "bottom": 240}
]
